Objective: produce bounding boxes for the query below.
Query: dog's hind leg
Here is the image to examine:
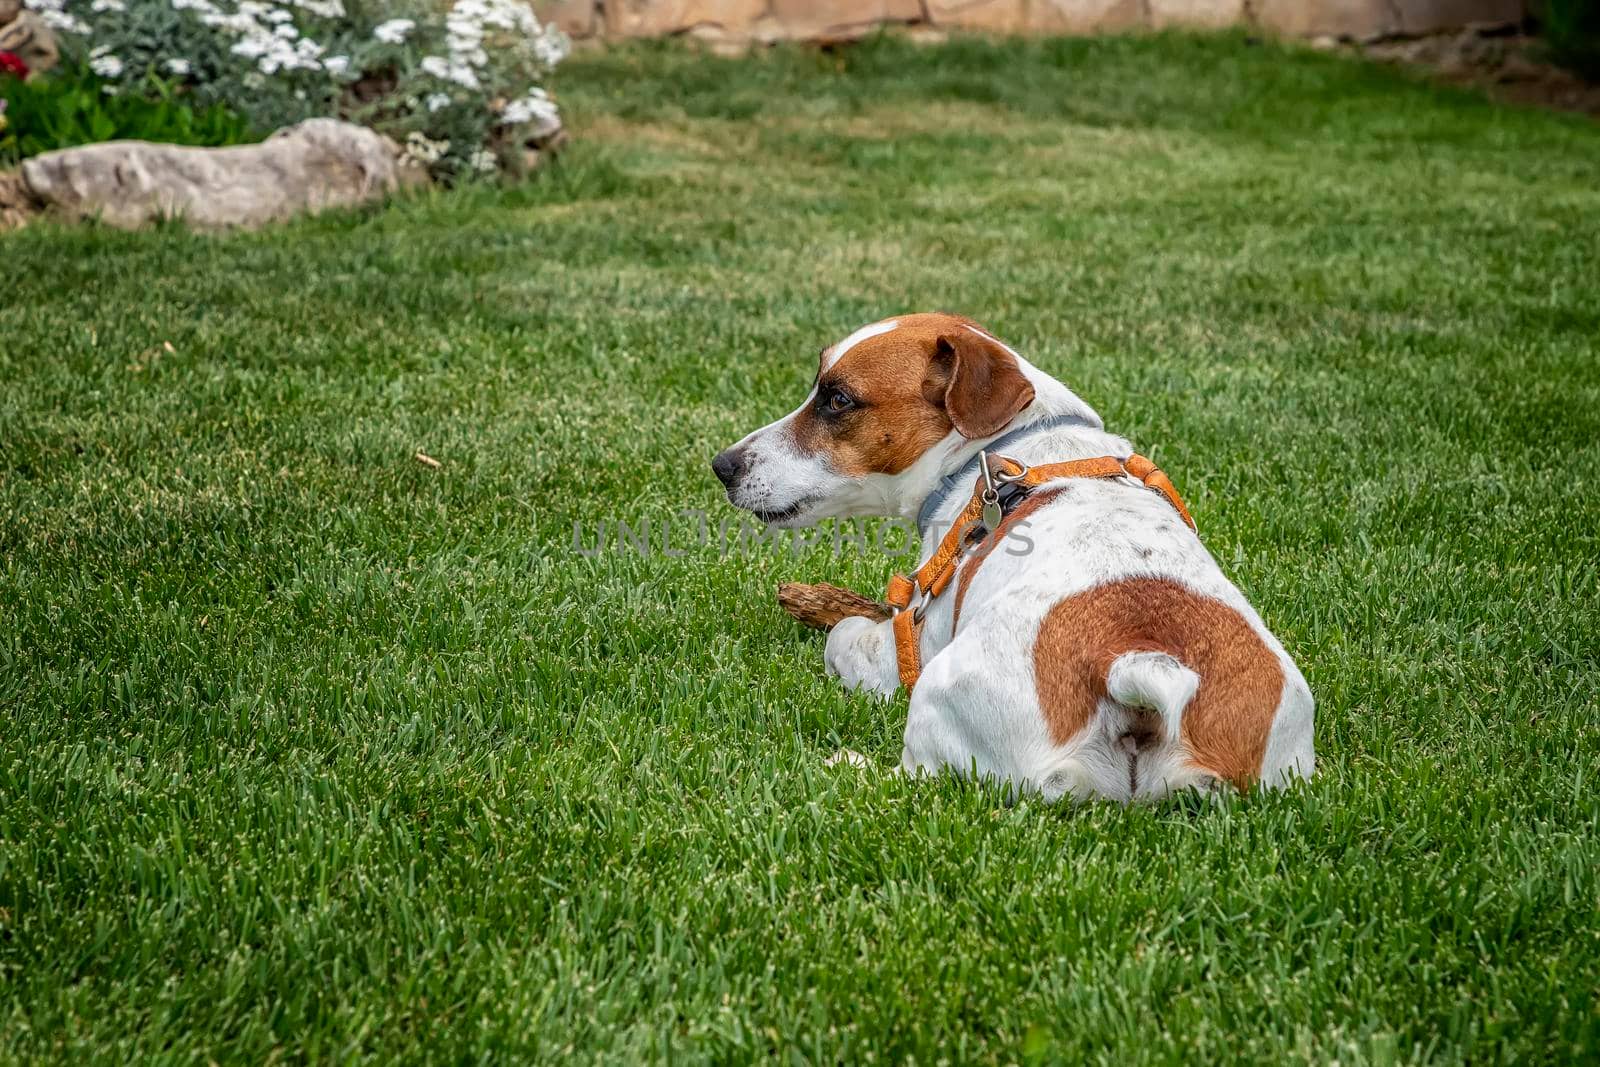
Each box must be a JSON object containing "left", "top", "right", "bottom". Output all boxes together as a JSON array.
[{"left": 897, "top": 629, "right": 1073, "bottom": 797}]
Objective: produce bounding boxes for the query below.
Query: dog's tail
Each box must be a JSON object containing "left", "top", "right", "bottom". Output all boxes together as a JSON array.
[{"left": 1105, "top": 650, "right": 1198, "bottom": 748}]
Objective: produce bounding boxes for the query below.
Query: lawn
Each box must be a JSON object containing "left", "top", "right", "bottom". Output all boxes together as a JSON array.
[{"left": 3, "top": 31, "right": 1599, "bottom": 1064}]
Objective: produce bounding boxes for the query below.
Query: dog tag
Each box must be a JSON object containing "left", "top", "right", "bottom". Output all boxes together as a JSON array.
[
  {"left": 981, "top": 489, "right": 1003, "bottom": 533},
  {"left": 978, "top": 450, "right": 1004, "bottom": 533}
]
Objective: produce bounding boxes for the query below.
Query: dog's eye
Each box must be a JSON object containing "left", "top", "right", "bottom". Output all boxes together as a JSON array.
[{"left": 825, "top": 389, "right": 855, "bottom": 413}]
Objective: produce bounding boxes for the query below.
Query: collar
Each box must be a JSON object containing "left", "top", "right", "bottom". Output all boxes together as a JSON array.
[{"left": 915, "top": 414, "right": 1093, "bottom": 536}]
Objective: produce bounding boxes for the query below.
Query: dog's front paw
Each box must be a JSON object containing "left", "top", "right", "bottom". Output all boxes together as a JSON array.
[
  {"left": 825, "top": 615, "right": 899, "bottom": 698},
  {"left": 824, "top": 615, "right": 878, "bottom": 681},
  {"left": 824, "top": 748, "right": 870, "bottom": 769}
]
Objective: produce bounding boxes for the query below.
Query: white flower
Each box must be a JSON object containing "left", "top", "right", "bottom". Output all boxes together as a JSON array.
[
  {"left": 402, "top": 131, "right": 450, "bottom": 166},
  {"left": 450, "top": 0, "right": 539, "bottom": 35},
  {"left": 446, "top": 27, "right": 483, "bottom": 53},
  {"left": 164, "top": 58, "right": 193, "bottom": 75},
  {"left": 89, "top": 53, "right": 125, "bottom": 78},
  {"left": 201, "top": 11, "right": 258, "bottom": 33},
  {"left": 532, "top": 28, "right": 569, "bottom": 68},
  {"left": 171, "top": 0, "right": 221, "bottom": 12},
  {"left": 501, "top": 88, "right": 558, "bottom": 129},
  {"left": 91, "top": 0, "right": 127, "bottom": 12},
  {"left": 420, "top": 55, "right": 480, "bottom": 91},
  {"left": 469, "top": 148, "right": 498, "bottom": 173},
  {"left": 323, "top": 54, "right": 350, "bottom": 76},
  {"left": 425, "top": 92, "right": 451, "bottom": 113},
  {"left": 292, "top": 0, "right": 345, "bottom": 16},
  {"left": 233, "top": 25, "right": 325, "bottom": 74},
  {"left": 273, "top": 22, "right": 299, "bottom": 39},
  {"left": 29, "top": 0, "right": 88, "bottom": 34},
  {"left": 373, "top": 17, "right": 415, "bottom": 44}
]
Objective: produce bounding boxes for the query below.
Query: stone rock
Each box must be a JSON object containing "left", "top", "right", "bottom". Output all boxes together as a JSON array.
[
  {"left": 1147, "top": 0, "right": 1245, "bottom": 29},
  {"left": 904, "top": 24, "right": 953, "bottom": 44},
  {"left": 18, "top": 119, "right": 429, "bottom": 231},
  {"left": 1394, "top": 0, "right": 1526, "bottom": 35},
  {"left": 685, "top": 22, "right": 753, "bottom": 55},
  {"left": 925, "top": 0, "right": 1027, "bottom": 32},
  {"left": 603, "top": 0, "right": 766, "bottom": 37},
  {"left": 756, "top": 0, "right": 922, "bottom": 41},
  {"left": 0, "top": 169, "right": 39, "bottom": 230},
  {"left": 0, "top": 10, "right": 60, "bottom": 75},
  {"left": 533, "top": 0, "right": 596, "bottom": 37},
  {"left": 1251, "top": 0, "right": 1395, "bottom": 39},
  {"left": 541, "top": 0, "right": 1527, "bottom": 40},
  {"left": 1251, "top": 0, "right": 1523, "bottom": 39},
  {"left": 1028, "top": 0, "right": 1146, "bottom": 32}
]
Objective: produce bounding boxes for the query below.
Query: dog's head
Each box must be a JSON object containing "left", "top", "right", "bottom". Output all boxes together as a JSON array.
[{"left": 713, "top": 313, "right": 1056, "bottom": 527}]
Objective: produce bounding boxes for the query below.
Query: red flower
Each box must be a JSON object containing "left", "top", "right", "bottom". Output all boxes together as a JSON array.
[{"left": 0, "top": 51, "right": 28, "bottom": 79}]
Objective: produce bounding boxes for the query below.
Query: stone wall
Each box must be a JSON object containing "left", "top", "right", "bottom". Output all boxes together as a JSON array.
[{"left": 534, "top": 0, "right": 1529, "bottom": 42}]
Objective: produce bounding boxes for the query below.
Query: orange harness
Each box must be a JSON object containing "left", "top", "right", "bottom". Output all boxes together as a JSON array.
[{"left": 885, "top": 453, "right": 1195, "bottom": 692}]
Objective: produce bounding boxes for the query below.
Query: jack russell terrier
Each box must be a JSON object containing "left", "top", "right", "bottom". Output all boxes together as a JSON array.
[{"left": 712, "top": 313, "right": 1314, "bottom": 803}]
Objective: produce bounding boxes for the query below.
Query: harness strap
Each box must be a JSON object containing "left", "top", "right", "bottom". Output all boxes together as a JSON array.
[
  {"left": 1122, "top": 453, "right": 1195, "bottom": 531},
  {"left": 887, "top": 452, "right": 1195, "bottom": 692}
]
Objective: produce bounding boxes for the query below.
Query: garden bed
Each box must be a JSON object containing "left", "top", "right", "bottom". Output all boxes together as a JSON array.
[{"left": 1, "top": 0, "right": 568, "bottom": 228}]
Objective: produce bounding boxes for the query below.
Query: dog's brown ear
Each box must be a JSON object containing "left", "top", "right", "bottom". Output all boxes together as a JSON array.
[{"left": 928, "top": 329, "right": 1036, "bottom": 439}]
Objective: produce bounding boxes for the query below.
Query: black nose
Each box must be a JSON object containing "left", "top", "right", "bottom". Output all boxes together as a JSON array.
[{"left": 712, "top": 447, "right": 746, "bottom": 488}]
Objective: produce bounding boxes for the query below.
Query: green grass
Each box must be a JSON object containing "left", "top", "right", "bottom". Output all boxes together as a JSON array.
[{"left": 3, "top": 31, "right": 1599, "bottom": 1064}]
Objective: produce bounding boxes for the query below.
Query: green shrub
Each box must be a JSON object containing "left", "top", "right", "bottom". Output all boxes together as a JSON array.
[
  {"left": 21, "top": 0, "right": 569, "bottom": 181},
  {"left": 0, "top": 64, "right": 256, "bottom": 165},
  {"left": 1539, "top": 0, "right": 1600, "bottom": 82}
]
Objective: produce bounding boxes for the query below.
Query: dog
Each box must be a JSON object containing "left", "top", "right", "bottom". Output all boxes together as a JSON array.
[{"left": 712, "top": 313, "right": 1314, "bottom": 802}]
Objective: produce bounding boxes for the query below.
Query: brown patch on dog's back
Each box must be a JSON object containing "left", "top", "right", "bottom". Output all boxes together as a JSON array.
[{"left": 1032, "top": 578, "right": 1284, "bottom": 789}]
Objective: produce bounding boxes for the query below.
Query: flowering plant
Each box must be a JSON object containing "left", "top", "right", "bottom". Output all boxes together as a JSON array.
[
  {"left": 0, "top": 50, "right": 27, "bottom": 78},
  {"left": 21, "top": 0, "right": 567, "bottom": 178}
]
